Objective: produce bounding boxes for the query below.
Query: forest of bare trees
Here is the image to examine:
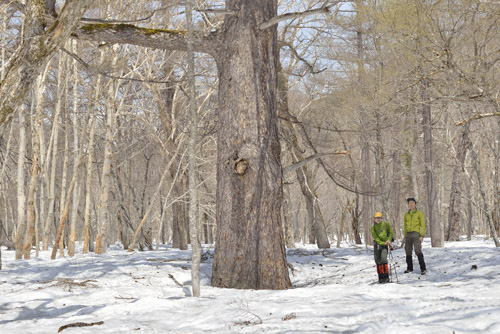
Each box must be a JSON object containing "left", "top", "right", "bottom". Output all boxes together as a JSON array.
[{"left": 1, "top": 0, "right": 499, "bottom": 289}]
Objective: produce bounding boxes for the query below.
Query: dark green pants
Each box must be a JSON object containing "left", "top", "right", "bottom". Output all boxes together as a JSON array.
[{"left": 373, "top": 242, "right": 388, "bottom": 265}]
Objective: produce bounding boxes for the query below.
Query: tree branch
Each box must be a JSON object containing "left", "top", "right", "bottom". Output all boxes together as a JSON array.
[
  {"left": 283, "top": 151, "right": 349, "bottom": 174},
  {"left": 195, "top": 7, "right": 238, "bottom": 15},
  {"left": 455, "top": 112, "right": 500, "bottom": 126},
  {"left": 278, "top": 40, "right": 326, "bottom": 75},
  {"left": 60, "top": 47, "right": 184, "bottom": 84},
  {"left": 260, "top": 4, "right": 335, "bottom": 30},
  {"left": 71, "top": 24, "right": 220, "bottom": 57},
  {"left": 81, "top": 5, "right": 177, "bottom": 24},
  {"left": 0, "top": 0, "right": 24, "bottom": 12}
]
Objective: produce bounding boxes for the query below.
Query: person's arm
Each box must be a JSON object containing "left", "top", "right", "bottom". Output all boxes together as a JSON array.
[
  {"left": 386, "top": 223, "right": 394, "bottom": 246},
  {"left": 371, "top": 225, "right": 384, "bottom": 246},
  {"left": 402, "top": 214, "right": 407, "bottom": 246},
  {"left": 419, "top": 211, "right": 426, "bottom": 242}
]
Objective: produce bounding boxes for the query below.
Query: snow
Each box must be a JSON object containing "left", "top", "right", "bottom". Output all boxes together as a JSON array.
[{"left": 1, "top": 237, "right": 500, "bottom": 334}]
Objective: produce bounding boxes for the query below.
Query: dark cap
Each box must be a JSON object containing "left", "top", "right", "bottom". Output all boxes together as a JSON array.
[{"left": 406, "top": 197, "right": 417, "bottom": 203}]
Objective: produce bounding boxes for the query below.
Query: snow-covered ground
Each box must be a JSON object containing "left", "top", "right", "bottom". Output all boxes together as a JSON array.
[{"left": 1, "top": 236, "right": 499, "bottom": 334}]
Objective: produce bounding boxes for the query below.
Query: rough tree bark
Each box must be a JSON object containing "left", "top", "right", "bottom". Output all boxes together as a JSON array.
[
  {"left": 421, "top": 78, "right": 443, "bottom": 247},
  {"left": 210, "top": 0, "right": 291, "bottom": 289},
  {"left": 446, "top": 123, "right": 470, "bottom": 241}
]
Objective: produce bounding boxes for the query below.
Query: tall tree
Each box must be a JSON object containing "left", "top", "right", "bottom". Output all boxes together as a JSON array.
[
  {"left": 0, "top": 0, "right": 94, "bottom": 123},
  {"left": 72, "top": 0, "right": 293, "bottom": 289}
]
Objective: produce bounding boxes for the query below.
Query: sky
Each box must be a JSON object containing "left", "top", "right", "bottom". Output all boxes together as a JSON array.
[{"left": 1, "top": 236, "right": 499, "bottom": 334}]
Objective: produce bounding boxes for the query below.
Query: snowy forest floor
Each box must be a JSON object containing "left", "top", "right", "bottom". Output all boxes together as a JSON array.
[{"left": 1, "top": 236, "right": 499, "bottom": 334}]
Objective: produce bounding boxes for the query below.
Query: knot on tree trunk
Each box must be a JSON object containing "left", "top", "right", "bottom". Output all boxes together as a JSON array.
[{"left": 234, "top": 158, "right": 249, "bottom": 175}]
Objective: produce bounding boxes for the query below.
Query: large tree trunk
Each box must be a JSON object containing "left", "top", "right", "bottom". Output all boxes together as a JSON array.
[
  {"left": 171, "top": 180, "right": 189, "bottom": 250},
  {"left": 211, "top": 0, "right": 291, "bottom": 290}
]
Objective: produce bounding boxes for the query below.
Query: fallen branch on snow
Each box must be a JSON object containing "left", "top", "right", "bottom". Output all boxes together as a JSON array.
[{"left": 58, "top": 321, "right": 104, "bottom": 332}]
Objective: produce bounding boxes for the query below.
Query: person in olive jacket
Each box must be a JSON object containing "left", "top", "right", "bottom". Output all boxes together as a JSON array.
[
  {"left": 371, "top": 212, "right": 393, "bottom": 283},
  {"left": 403, "top": 198, "right": 427, "bottom": 274}
]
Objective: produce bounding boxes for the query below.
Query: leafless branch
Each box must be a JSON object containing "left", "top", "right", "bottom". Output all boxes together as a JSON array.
[
  {"left": 278, "top": 40, "right": 326, "bottom": 75},
  {"left": 283, "top": 151, "right": 349, "bottom": 174},
  {"left": 260, "top": 3, "right": 337, "bottom": 30},
  {"left": 0, "top": 0, "right": 24, "bottom": 11},
  {"left": 195, "top": 7, "right": 237, "bottom": 15},
  {"left": 58, "top": 321, "right": 104, "bottom": 333},
  {"left": 81, "top": 6, "right": 176, "bottom": 24},
  {"left": 60, "top": 47, "right": 184, "bottom": 84},
  {"left": 455, "top": 112, "right": 500, "bottom": 126}
]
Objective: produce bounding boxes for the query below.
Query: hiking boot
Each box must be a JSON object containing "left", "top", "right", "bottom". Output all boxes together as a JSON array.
[
  {"left": 421, "top": 270, "right": 427, "bottom": 275},
  {"left": 404, "top": 269, "right": 413, "bottom": 274}
]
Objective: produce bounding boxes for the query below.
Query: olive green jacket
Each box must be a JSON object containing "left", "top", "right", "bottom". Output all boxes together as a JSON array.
[
  {"left": 404, "top": 209, "right": 426, "bottom": 237},
  {"left": 371, "top": 221, "right": 393, "bottom": 246}
]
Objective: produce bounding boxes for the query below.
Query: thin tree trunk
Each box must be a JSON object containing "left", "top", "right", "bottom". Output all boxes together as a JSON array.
[
  {"left": 95, "top": 73, "right": 116, "bottom": 255},
  {"left": 295, "top": 165, "right": 330, "bottom": 248},
  {"left": 391, "top": 152, "right": 402, "bottom": 239},
  {"left": 361, "top": 143, "right": 371, "bottom": 245},
  {"left": 465, "top": 177, "right": 473, "bottom": 241},
  {"left": 282, "top": 183, "right": 295, "bottom": 248},
  {"left": 42, "top": 50, "right": 67, "bottom": 250},
  {"left": 337, "top": 202, "right": 348, "bottom": 248},
  {"left": 421, "top": 78, "right": 442, "bottom": 247},
  {"left": 14, "top": 106, "right": 27, "bottom": 259},
  {"left": 23, "top": 71, "right": 46, "bottom": 259},
  {"left": 186, "top": 0, "right": 201, "bottom": 297},
  {"left": 68, "top": 42, "right": 81, "bottom": 256},
  {"left": 50, "top": 100, "right": 92, "bottom": 260},
  {"left": 82, "top": 82, "right": 100, "bottom": 254},
  {"left": 469, "top": 137, "right": 500, "bottom": 247},
  {"left": 446, "top": 123, "right": 470, "bottom": 241},
  {"left": 410, "top": 111, "right": 419, "bottom": 200},
  {"left": 58, "top": 102, "right": 70, "bottom": 257}
]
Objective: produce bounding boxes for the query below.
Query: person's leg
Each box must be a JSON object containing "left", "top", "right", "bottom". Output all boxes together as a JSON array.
[
  {"left": 405, "top": 232, "right": 415, "bottom": 273},
  {"left": 380, "top": 246, "right": 389, "bottom": 282},
  {"left": 374, "top": 243, "right": 383, "bottom": 282},
  {"left": 415, "top": 237, "right": 427, "bottom": 274}
]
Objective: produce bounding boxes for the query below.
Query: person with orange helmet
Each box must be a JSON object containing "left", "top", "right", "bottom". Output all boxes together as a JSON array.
[{"left": 371, "top": 212, "right": 393, "bottom": 283}]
